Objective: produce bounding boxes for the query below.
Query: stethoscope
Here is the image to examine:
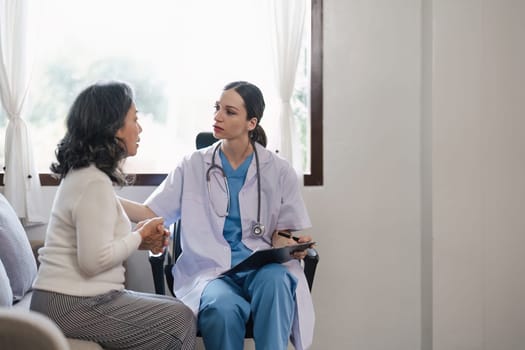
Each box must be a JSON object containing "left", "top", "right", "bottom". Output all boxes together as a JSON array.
[{"left": 206, "top": 141, "right": 265, "bottom": 237}]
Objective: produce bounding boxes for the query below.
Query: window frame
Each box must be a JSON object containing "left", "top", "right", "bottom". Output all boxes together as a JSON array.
[
  {"left": 0, "top": 0, "right": 323, "bottom": 187},
  {"left": 305, "top": 0, "right": 323, "bottom": 186}
]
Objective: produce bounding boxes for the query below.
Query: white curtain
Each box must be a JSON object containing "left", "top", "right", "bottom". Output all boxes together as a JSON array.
[
  {"left": 268, "top": 0, "right": 307, "bottom": 171},
  {"left": 0, "top": 0, "right": 45, "bottom": 224}
]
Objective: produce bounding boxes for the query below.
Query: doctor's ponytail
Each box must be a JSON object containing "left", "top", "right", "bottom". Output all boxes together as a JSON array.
[{"left": 250, "top": 124, "right": 267, "bottom": 148}]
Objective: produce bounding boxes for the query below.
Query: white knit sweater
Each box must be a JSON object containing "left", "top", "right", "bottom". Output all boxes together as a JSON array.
[{"left": 33, "top": 165, "right": 142, "bottom": 296}]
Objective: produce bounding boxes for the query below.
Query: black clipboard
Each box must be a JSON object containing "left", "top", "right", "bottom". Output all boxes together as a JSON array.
[{"left": 221, "top": 242, "right": 315, "bottom": 275}]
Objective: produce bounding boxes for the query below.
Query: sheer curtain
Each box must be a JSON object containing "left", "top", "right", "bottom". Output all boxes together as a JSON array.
[
  {"left": 268, "top": 0, "right": 307, "bottom": 171},
  {"left": 0, "top": 0, "right": 45, "bottom": 224}
]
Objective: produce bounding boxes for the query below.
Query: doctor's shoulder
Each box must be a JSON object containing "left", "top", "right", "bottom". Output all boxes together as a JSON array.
[
  {"left": 178, "top": 146, "right": 213, "bottom": 173},
  {"left": 254, "top": 152, "right": 295, "bottom": 192},
  {"left": 265, "top": 150, "right": 296, "bottom": 177}
]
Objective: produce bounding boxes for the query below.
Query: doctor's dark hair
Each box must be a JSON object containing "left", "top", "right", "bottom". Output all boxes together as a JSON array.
[
  {"left": 50, "top": 81, "right": 134, "bottom": 186},
  {"left": 224, "top": 81, "right": 267, "bottom": 147}
]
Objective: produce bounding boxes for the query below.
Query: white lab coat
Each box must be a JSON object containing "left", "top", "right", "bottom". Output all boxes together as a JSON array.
[{"left": 145, "top": 142, "right": 315, "bottom": 349}]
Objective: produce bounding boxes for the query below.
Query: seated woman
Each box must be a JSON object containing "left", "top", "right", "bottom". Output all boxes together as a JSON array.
[
  {"left": 121, "top": 81, "right": 315, "bottom": 350},
  {"left": 30, "top": 81, "right": 196, "bottom": 350}
]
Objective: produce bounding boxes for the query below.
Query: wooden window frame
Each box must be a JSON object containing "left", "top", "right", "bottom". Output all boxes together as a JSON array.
[{"left": 305, "top": 0, "right": 323, "bottom": 186}]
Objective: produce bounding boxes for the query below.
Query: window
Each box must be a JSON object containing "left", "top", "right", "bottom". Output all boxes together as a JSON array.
[{"left": 0, "top": 0, "right": 323, "bottom": 186}]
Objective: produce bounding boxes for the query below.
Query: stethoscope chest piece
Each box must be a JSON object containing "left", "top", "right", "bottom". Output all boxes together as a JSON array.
[{"left": 252, "top": 222, "right": 265, "bottom": 237}]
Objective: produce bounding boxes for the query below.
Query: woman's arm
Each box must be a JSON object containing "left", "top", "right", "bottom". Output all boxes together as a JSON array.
[
  {"left": 75, "top": 183, "right": 168, "bottom": 276},
  {"left": 75, "top": 181, "right": 143, "bottom": 276},
  {"left": 118, "top": 197, "right": 157, "bottom": 223}
]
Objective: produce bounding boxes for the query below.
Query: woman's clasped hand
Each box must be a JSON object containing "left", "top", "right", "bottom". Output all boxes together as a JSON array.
[{"left": 136, "top": 217, "right": 170, "bottom": 254}]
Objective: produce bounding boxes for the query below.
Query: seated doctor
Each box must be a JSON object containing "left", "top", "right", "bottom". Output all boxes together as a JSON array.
[
  {"left": 30, "top": 81, "right": 196, "bottom": 350},
  {"left": 120, "top": 81, "right": 315, "bottom": 350}
]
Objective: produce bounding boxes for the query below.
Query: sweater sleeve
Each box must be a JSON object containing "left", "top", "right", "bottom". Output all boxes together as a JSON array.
[{"left": 73, "top": 179, "right": 142, "bottom": 277}]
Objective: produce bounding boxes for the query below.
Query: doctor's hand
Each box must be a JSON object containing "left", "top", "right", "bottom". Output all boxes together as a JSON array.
[
  {"left": 271, "top": 230, "right": 314, "bottom": 260},
  {"left": 136, "top": 217, "right": 170, "bottom": 254}
]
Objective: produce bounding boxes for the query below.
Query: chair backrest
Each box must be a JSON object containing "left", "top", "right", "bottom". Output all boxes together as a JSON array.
[
  {"left": 0, "top": 309, "right": 71, "bottom": 350},
  {"left": 195, "top": 132, "right": 217, "bottom": 149}
]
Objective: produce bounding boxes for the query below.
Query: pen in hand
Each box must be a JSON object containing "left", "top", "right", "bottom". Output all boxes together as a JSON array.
[{"left": 277, "top": 231, "right": 301, "bottom": 242}]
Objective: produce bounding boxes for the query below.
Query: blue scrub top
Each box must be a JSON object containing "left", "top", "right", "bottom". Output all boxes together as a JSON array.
[{"left": 219, "top": 150, "right": 254, "bottom": 267}]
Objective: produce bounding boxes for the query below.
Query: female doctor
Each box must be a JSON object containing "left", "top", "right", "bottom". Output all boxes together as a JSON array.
[{"left": 121, "top": 81, "right": 315, "bottom": 350}]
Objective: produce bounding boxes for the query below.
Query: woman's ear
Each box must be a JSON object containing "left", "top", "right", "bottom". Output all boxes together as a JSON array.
[{"left": 247, "top": 117, "right": 258, "bottom": 131}]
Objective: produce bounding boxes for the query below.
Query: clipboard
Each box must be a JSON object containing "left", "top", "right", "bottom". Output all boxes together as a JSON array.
[{"left": 221, "top": 242, "right": 315, "bottom": 275}]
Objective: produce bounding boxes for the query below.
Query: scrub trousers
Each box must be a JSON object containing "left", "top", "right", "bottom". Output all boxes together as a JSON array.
[{"left": 198, "top": 263, "right": 298, "bottom": 350}]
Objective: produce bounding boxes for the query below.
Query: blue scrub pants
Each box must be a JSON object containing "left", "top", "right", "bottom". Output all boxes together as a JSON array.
[{"left": 198, "top": 263, "right": 297, "bottom": 350}]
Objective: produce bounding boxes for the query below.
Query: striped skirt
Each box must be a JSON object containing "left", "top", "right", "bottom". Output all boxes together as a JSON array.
[{"left": 30, "top": 289, "right": 196, "bottom": 350}]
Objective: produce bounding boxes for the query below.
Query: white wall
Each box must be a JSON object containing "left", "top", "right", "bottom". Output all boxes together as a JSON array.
[
  {"left": 432, "top": 1, "right": 525, "bottom": 350},
  {"left": 6, "top": 0, "right": 525, "bottom": 349},
  {"left": 311, "top": 0, "right": 423, "bottom": 349}
]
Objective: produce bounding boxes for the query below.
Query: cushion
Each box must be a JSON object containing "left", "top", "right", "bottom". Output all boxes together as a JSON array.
[
  {"left": 0, "top": 258, "right": 13, "bottom": 307},
  {"left": 0, "top": 194, "right": 37, "bottom": 302}
]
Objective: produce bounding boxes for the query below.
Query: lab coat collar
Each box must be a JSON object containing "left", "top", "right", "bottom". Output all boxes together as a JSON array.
[
  {"left": 202, "top": 141, "right": 271, "bottom": 185},
  {"left": 202, "top": 141, "right": 221, "bottom": 165},
  {"left": 202, "top": 141, "right": 271, "bottom": 166}
]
